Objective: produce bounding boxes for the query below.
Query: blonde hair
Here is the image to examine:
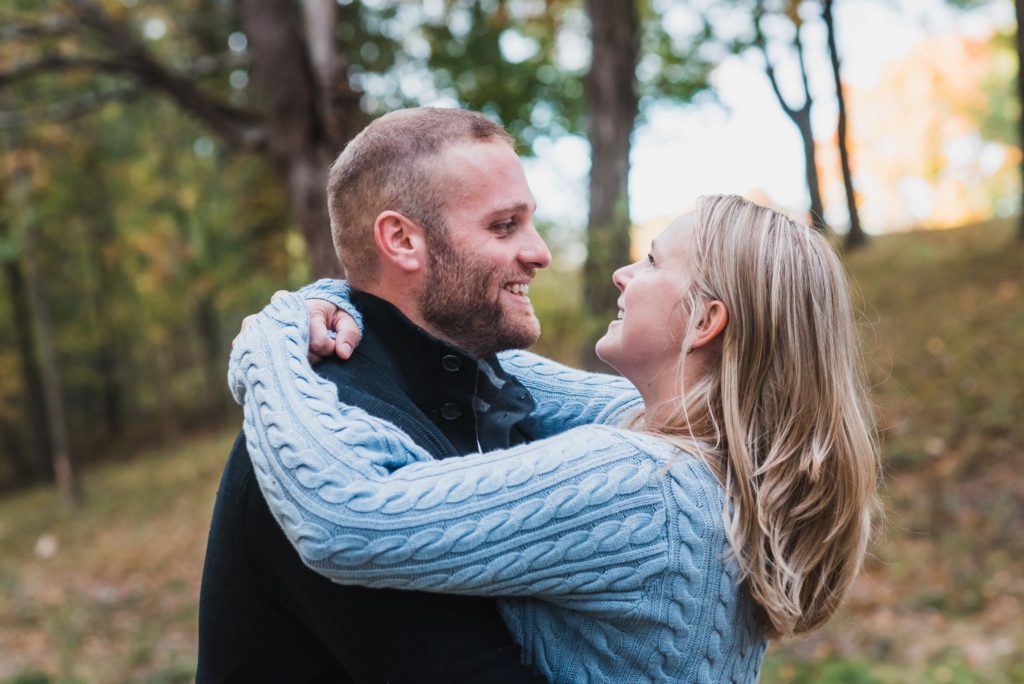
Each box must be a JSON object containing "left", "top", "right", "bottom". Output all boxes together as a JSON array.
[{"left": 649, "top": 194, "right": 880, "bottom": 638}]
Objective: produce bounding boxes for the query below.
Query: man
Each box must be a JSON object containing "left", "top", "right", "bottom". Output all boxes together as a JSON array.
[{"left": 198, "top": 108, "right": 552, "bottom": 683}]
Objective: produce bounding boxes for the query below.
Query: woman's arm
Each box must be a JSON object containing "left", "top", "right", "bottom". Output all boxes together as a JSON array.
[
  {"left": 296, "top": 278, "right": 643, "bottom": 432},
  {"left": 230, "top": 294, "right": 668, "bottom": 603},
  {"left": 497, "top": 350, "right": 642, "bottom": 435}
]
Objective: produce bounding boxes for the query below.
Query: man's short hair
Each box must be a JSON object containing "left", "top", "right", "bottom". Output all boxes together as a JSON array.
[{"left": 327, "top": 107, "right": 515, "bottom": 283}]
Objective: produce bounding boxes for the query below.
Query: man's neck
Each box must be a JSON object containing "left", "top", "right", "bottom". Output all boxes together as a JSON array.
[{"left": 356, "top": 281, "right": 480, "bottom": 359}]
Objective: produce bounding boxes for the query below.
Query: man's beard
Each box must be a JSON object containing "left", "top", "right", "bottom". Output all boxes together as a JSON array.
[{"left": 420, "top": 233, "right": 540, "bottom": 357}]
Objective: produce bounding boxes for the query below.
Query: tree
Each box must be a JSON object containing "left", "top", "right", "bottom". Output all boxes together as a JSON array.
[
  {"left": 0, "top": 172, "right": 52, "bottom": 484},
  {"left": 822, "top": 0, "right": 864, "bottom": 249},
  {"left": 752, "top": 0, "right": 828, "bottom": 233},
  {"left": 584, "top": 0, "right": 639, "bottom": 319},
  {"left": 1, "top": 0, "right": 360, "bottom": 277},
  {"left": 1, "top": 128, "right": 82, "bottom": 505},
  {"left": 945, "top": 0, "right": 1024, "bottom": 240},
  {"left": 0, "top": 3, "right": 314, "bottom": 491},
  {"left": 1016, "top": 0, "right": 1023, "bottom": 240}
]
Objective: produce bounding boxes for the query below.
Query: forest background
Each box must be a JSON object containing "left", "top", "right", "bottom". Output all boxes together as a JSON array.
[{"left": 0, "top": 0, "right": 1021, "bottom": 682}]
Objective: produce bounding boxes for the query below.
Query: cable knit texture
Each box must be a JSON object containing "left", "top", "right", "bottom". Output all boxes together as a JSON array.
[
  {"left": 297, "top": 278, "right": 364, "bottom": 331},
  {"left": 230, "top": 292, "right": 766, "bottom": 683},
  {"left": 298, "top": 278, "right": 645, "bottom": 436}
]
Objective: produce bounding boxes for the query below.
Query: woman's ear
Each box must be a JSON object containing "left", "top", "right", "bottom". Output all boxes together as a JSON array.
[
  {"left": 373, "top": 211, "right": 427, "bottom": 273},
  {"left": 691, "top": 300, "right": 729, "bottom": 350}
]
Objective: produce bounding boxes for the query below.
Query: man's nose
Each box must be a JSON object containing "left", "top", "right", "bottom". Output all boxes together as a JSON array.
[{"left": 519, "top": 224, "right": 552, "bottom": 270}]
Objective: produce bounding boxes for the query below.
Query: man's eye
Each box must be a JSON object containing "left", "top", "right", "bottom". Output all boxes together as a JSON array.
[{"left": 493, "top": 220, "right": 516, "bottom": 234}]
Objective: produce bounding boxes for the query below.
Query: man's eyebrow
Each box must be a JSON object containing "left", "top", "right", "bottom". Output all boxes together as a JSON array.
[{"left": 485, "top": 202, "right": 535, "bottom": 220}]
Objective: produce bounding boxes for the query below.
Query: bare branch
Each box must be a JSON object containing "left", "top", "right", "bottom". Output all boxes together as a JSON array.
[
  {"left": 186, "top": 51, "right": 250, "bottom": 80},
  {"left": 0, "top": 86, "right": 142, "bottom": 130},
  {"left": 791, "top": 20, "right": 813, "bottom": 117},
  {"left": 0, "top": 54, "right": 125, "bottom": 87},
  {"left": 753, "top": 2, "right": 798, "bottom": 122},
  {"left": 62, "top": 0, "right": 267, "bottom": 150},
  {"left": 0, "top": 16, "right": 75, "bottom": 42},
  {"left": 300, "top": 0, "right": 353, "bottom": 148}
]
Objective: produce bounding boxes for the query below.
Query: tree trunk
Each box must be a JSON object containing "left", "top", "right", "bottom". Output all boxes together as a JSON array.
[
  {"left": 1016, "top": 0, "right": 1024, "bottom": 240},
  {"left": 81, "top": 136, "right": 124, "bottom": 437},
  {"left": 239, "top": 0, "right": 365, "bottom": 278},
  {"left": 0, "top": 137, "right": 53, "bottom": 483},
  {"left": 23, "top": 216, "right": 83, "bottom": 506},
  {"left": 0, "top": 259, "right": 52, "bottom": 482},
  {"left": 584, "top": 0, "right": 639, "bottom": 321},
  {"left": 196, "top": 293, "right": 229, "bottom": 415},
  {"left": 823, "top": 0, "right": 865, "bottom": 249},
  {"left": 795, "top": 108, "right": 827, "bottom": 232},
  {"left": 756, "top": 4, "right": 828, "bottom": 233},
  {"left": 2, "top": 123, "right": 82, "bottom": 504},
  {"left": 0, "top": 422, "right": 33, "bottom": 486}
]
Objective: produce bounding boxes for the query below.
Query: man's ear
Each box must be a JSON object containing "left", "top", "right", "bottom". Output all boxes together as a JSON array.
[
  {"left": 373, "top": 211, "right": 427, "bottom": 273},
  {"left": 691, "top": 300, "right": 728, "bottom": 350}
]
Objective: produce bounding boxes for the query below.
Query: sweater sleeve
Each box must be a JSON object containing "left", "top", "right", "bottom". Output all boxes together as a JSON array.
[
  {"left": 295, "top": 278, "right": 642, "bottom": 432},
  {"left": 296, "top": 278, "right": 363, "bottom": 332},
  {"left": 229, "top": 294, "right": 670, "bottom": 604},
  {"left": 497, "top": 350, "right": 643, "bottom": 434}
]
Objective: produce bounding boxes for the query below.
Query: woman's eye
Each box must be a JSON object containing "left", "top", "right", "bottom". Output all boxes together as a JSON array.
[{"left": 647, "top": 253, "right": 655, "bottom": 266}]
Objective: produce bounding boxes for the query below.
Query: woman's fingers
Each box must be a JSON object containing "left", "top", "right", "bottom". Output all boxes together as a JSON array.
[
  {"left": 307, "top": 300, "right": 340, "bottom": 363},
  {"left": 331, "top": 311, "right": 362, "bottom": 360}
]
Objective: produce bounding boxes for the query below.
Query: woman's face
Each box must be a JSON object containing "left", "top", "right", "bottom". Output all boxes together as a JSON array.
[{"left": 595, "top": 212, "right": 696, "bottom": 386}]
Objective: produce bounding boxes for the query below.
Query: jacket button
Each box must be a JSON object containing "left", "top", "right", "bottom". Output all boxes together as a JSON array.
[
  {"left": 442, "top": 354, "right": 461, "bottom": 372},
  {"left": 441, "top": 403, "right": 461, "bottom": 420}
]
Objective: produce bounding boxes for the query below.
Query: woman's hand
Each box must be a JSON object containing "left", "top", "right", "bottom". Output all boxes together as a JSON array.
[{"left": 233, "top": 291, "right": 362, "bottom": 363}]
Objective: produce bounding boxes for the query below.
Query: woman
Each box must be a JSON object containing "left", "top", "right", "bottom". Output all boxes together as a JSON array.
[{"left": 229, "top": 195, "right": 879, "bottom": 682}]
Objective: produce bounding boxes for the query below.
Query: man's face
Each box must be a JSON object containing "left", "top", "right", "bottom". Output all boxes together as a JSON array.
[{"left": 419, "top": 141, "right": 552, "bottom": 356}]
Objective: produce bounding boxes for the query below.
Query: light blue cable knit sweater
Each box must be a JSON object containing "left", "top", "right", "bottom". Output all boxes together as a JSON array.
[{"left": 229, "top": 292, "right": 766, "bottom": 683}]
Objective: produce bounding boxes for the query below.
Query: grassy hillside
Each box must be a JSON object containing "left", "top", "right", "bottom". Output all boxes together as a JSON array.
[{"left": 0, "top": 220, "right": 1022, "bottom": 683}]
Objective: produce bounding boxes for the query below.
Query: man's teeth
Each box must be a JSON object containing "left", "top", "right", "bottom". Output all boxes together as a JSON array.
[
  {"left": 504, "top": 283, "right": 529, "bottom": 296},
  {"left": 616, "top": 310, "right": 624, "bottom": 319}
]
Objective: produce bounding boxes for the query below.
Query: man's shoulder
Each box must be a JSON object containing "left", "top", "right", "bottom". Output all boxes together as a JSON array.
[
  {"left": 313, "top": 353, "right": 457, "bottom": 456},
  {"left": 313, "top": 353, "right": 404, "bottom": 408}
]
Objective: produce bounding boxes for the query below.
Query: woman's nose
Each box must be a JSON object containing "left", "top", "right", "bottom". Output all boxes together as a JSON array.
[{"left": 612, "top": 263, "right": 632, "bottom": 291}]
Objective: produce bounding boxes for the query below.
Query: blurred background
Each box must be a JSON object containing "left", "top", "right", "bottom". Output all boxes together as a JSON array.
[{"left": 0, "top": 0, "right": 1021, "bottom": 681}]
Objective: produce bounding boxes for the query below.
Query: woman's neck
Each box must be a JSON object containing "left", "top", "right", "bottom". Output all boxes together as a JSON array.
[{"left": 635, "top": 353, "right": 711, "bottom": 431}]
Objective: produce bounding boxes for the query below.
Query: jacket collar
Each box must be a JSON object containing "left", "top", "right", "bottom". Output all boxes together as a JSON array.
[{"left": 350, "top": 290, "right": 534, "bottom": 454}]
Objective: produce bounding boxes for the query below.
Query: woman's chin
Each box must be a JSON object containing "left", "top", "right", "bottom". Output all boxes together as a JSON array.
[{"left": 594, "top": 333, "right": 618, "bottom": 370}]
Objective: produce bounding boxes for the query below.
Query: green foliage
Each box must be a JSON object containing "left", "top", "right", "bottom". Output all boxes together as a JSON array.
[
  {"left": 417, "top": 0, "right": 720, "bottom": 149},
  {"left": 944, "top": 0, "right": 993, "bottom": 9},
  {"left": 974, "top": 30, "right": 1019, "bottom": 147},
  {"left": 761, "top": 656, "right": 885, "bottom": 683},
  {"left": 0, "top": 67, "right": 299, "bottom": 479},
  {"left": 420, "top": 0, "right": 585, "bottom": 150},
  {"left": 4, "top": 674, "right": 53, "bottom": 684}
]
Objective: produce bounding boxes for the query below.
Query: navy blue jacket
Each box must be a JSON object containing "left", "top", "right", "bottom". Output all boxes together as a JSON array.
[{"left": 197, "top": 292, "right": 543, "bottom": 683}]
